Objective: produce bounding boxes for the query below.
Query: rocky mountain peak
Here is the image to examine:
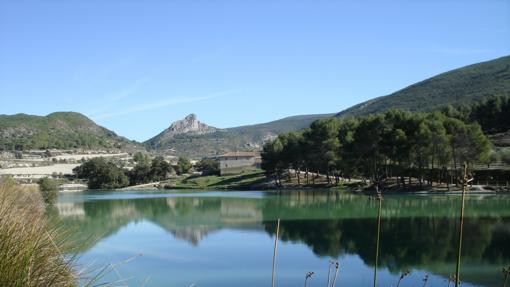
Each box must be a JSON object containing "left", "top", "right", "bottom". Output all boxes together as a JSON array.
[
  {"left": 184, "top": 113, "right": 197, "bottom": 121},
  {"left": 150, "top": 114, "right": 217, "bottom": 143}
]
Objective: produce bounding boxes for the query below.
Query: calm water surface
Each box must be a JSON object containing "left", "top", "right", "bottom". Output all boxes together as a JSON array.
[{"left": 55, "top": 190, "right": 510, "bottom": 287}]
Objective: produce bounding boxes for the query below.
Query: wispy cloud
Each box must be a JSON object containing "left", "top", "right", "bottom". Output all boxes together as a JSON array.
[
  {"left": 109, "top": 77, "right": 149, "bottom": 102},
  {"left": 87, "top": 77, "right": 149, "bottom": 117},
  {"left": 91, "top": 89, "right": 241, "bottom": 120}
]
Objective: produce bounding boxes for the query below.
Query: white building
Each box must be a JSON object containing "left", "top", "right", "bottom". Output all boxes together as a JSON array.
[{"left": 218, "top": 151, "right": 261, "bottom": 175}]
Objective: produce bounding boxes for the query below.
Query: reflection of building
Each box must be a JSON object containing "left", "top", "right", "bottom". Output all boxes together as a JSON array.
[
  {"left": 56, "top": 202, "right": 85, "bottom": 218},
  {"left": 218, "top": 151, "right": 261, "bottom": 175}
]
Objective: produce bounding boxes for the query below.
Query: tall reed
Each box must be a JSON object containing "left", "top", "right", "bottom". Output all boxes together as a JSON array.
[
  {"left": 326, "top": 260, "right": 334, "bottom": 287},
  {"left": 503, "top": 266, "right": 510, "bottom": 287},
  {"left": 0, "top": 183, "right": 76, "bottom": 287},
  {"left": 395, "top": 270, "right": 410, "bottom": 287},
  {"left": 330, "top": 262, "right": 339, "bottom": 287},
  {"left": 455, "top": 164, "right": 471, "bottom": 287},
  {"left": 373, "top": 189, "right": 382, "bottom": 287},
  {"left": 303, "top": 271, "right": 314, "bottom": 287},
  {"left": 271, "top": 218, "right": 280, "bottom": 287}
]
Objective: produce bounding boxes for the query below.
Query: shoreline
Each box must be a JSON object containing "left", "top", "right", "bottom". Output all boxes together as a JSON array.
[{"left": 75, "top": 182, "right": 510, "bottom": 195}]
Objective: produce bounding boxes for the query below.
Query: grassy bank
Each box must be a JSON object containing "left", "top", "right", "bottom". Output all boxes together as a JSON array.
[
  {"left": 0, "top": 183, "right": 76, "bottom": 287},
  {"left": 160, "top": 169, "right": 359, "bottom": 191},
  {"left": 161, "top": 169, "right": 269, "bottom": 190}
]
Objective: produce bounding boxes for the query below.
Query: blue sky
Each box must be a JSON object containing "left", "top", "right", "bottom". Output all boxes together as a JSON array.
[{"left": 0, "top": 0, "right": 509, "bottom": 141}]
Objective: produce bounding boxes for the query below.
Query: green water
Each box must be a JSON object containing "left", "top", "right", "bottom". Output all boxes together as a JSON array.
[{"left": 55, "top": 190, "right": 510, "bottom": 287}]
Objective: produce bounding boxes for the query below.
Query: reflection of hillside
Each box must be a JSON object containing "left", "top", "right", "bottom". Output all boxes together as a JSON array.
[{"left": 57, "top": 196, "right": 264, "bottom": 249}]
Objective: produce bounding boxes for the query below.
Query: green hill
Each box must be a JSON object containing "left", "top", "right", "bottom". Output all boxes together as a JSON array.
[
  {"left": 336, "top": 55, "right": 510, "bottom": 117},
  {"left": 0, "top": 112, "right": 140, "bottom": 150},
  {"left": 145, "top": 113, "right": 334, "bottom": 158}
]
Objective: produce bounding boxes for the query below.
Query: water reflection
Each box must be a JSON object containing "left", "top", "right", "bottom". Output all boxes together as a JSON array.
[{"left": 56, "top": 191, "right": 510, "bottom": 287}]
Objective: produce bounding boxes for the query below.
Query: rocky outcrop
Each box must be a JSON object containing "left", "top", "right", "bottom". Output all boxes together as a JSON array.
[
  {"left": 146, "top": 114, "right": 217, "bottom": 146},
  {"left": 144, "top": 113, "right": 334, "bottom": 157}
]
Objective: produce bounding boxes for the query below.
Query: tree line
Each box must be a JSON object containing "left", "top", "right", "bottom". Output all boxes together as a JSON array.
[
  {"left": 73, "top": 153, "right": 192, "bottom": 189},
  {"left": 73, "top": 153, "right": 221, "bottom": 189},
  {"left": 442, "top": 94, "right": 510, "bottom": 134},
  {"left": 262, "top": 109, "right": 492, "bottom": 188}
]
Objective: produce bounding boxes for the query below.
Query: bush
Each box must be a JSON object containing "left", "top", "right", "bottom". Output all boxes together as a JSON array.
[
  {"left": 73, "top": 157, "right": 129, "bottom": 189},
  {"left": 195, "top": 159, "right": 220, "bottom": 175},
  {"left": 174, "top": 157, "right": 192, "bottom": 175},
  {"left": 499, "top": 148, "right": 510, "bottom": 165},
  {"left": 38, "top": 177, "right": 59, "bottom": 204}
]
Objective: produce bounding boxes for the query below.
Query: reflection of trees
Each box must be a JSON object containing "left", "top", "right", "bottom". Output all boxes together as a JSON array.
[
  {"left": 263, "top": 216, "right": 510, "bottom": 272},
  {"left": 263, "top": 216, "right": 510, "bottom": 287},
  {"left": 261, "top": 192, "right": 510, "bottom": 284}
]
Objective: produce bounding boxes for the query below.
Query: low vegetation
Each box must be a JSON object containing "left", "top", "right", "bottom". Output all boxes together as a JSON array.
[{"left": 0, "top": 183, "right": 75, "bottom": 286}]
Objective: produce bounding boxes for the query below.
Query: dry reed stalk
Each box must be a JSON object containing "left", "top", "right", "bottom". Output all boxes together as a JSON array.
[
  {"left": 422, "top": 273, "right": 429, "bottom": 287},
  {"left": 455, "top": 163, "right": 471, "bottom": 287},
  {"left": 395, "top": 270, "right": 410, "bottom": 287},
  {"left": 326, "top": 260, "right": 334, "bottom": 287},
  {"left": 503, "top": 266, "right": 510, "bottom": 287},
  {"left": 304, "top": 271, "right": 314, "bottom": 287},
  {"left": 373, "top": 191, "right": 382, "bottom": 287},
  {"left": 271, "top": 218, "right": 280, "bottom": 287},
  {"left": 331, "top": 261, "right": 339, "bottom": 287}
]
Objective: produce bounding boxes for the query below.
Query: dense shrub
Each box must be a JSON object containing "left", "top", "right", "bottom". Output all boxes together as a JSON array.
[
  {"left": 0, "top": 183, "right": 75, "bottom": 286},
  {"left": 195, "top": 159, "right": 220, "bottom": 175},
  {"left": 73, "top": 157, "right": 129, "bottom": 189},
  {"left": 38, "top": 177, "right": 59, "bottom": 204}
]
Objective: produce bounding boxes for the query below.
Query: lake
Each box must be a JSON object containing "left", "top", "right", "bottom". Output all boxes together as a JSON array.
[{"left": 55, "top": 190, "right": 510, "bottom": 287}]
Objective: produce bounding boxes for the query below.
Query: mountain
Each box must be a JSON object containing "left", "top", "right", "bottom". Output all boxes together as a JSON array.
[
  {"left": 336, "top": 55, "right": 510, "bottom": 118},
  {"left": 145, "top": 114, "right": 217, "bottom": 148},
  {"left": 145, "top": 113, "right": 335, "bottom": 158},
  {"left": 0, "top": 112, "right": 139, "bottom": 150}
]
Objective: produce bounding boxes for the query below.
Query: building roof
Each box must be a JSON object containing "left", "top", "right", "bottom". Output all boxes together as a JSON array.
[{"left": 218, "top": 151, "right": 260, "bottom": 158}]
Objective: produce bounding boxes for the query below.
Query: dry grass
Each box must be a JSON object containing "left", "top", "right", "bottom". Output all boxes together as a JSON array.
[{"left": 0, "top": 183, "right": 76, "bottom": 287}]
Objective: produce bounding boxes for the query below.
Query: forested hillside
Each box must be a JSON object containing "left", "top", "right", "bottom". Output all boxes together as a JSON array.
[
  {"left": 442, "top": 95, "right": 510, "bottom": 147},
  {"left": 337, "top": 55, "right": 510, "bottom": 117},
  {"left": 0, "top": 112, "right": 139, "bottom": 150}
]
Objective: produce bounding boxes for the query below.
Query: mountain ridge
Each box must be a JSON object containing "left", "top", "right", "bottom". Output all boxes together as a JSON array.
[
  {"left": 2, "top": 55, "right": 509, "bottom": 155},
  {"left": 336, "top": 55, "right": 510, "bottom": 117}
]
